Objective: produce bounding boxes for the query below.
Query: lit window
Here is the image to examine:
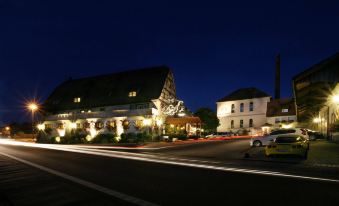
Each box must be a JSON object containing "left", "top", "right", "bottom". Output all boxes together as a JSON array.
[
  {"left": 240, "top": 120, "right": 243, "bottom": 128},
  {"left": 282, "top": 108, "right": 288, "bottom": 113},
  {"left": 74, "top": 97, "right": 81, "bottom": 103},
  {"left": 240, "top": 103, "right": 244, "bottom": 112},
  {"left": 128, "top": 91, "right": 137, "bottom": 97},
  {"left": 231, "top": 104, "right": 235, "bottom": 113}
]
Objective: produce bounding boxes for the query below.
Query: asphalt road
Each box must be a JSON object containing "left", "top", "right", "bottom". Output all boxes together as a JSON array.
[{"left": 1, "top": 142, "right": 339, "bottom": 206}]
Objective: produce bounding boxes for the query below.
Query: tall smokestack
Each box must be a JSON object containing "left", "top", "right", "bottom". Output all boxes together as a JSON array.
[{"left": 275, "top": 54, "right": 281, "bottom": 99}]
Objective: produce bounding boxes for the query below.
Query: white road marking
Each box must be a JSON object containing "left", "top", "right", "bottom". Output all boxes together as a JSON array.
[
  {"left": 1, "top": 139, "right": 339, "bottom": 184},
  {"left": 0, "top": 152, "right": 159, "bottom": 206}
]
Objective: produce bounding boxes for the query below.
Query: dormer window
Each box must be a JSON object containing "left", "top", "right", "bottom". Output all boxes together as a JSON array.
[
  {"left": 74, "top": 97, "right": 81, "bottom": 103},
  {"left": 128, "top": 91, "right": 137, "bottom": 97}
]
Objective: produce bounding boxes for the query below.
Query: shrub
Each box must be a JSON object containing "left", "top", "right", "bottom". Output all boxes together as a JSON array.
[
  {"left": 92, "top": 133, "right": 115, "bottom": 143},
  {"left": 120, "top": 132, "right": 151, "bottom": 143},
  {"left": 169, "top": 134, "right": 188, "bottom": 141}
]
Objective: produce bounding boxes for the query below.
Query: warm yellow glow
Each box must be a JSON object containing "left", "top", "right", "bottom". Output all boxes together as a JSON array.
[
  {"left": 28, "top": 103, "right": 38, "bottom": 111},
  {"left": 74, "top": 97, "right": 81, "bottom": 103},
  {"left": 55, "top": 136, "right": 61, "bottom": 143},
  {"left": 170, "top": 124, "right": 175, "bottom": 128},
  {"left": 313, "top": 118, "right": 321, "bottom": 123},
  {"left": 70, "top": 123, "right": 77, "bottom": 129},
  {"left": 143, "top": 119, "right": 152, "bottom": 126},
  {"left": 281, "top": 124, "right": 293, "bottom": 129},
  {"left": 201, "top": 129, "right": 204, "bottom": 132},
  {"left": 86, "top": 135, "right": 93, "bottom": 142},
  {"left": 5, "top": 126, "right": 10, "bottom": 131},
  {"left": 333, "top": 95, "right": 339, "bottom": 104},
  {"left": 156, "top": 119, "right": 163, "bottom": 127},
  {"left": 37, "top": 124, "right": 45, "bottom": 130},
  {"left": 57, "top": 129, "right": 66, "bottom": 137},
  {"left": 128, "top": 91, "right": 137, "bottom": 97}
]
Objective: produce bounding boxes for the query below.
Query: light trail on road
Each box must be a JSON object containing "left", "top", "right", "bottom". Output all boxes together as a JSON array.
[{"left": 1, "top": 139, "right": 339, "bottom": 184}]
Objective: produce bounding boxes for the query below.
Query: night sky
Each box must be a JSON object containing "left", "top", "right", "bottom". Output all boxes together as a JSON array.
[{"left": 0, "top": 0, "right": 339, "bottom": 124}]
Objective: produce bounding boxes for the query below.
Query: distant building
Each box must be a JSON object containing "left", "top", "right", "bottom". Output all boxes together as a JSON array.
[
  {"left": 293, "top": 52, "right": 339, "bottom": 137},
  {"left": 40, "top": 66, "right": 200, "bottom": 139},
  {"left": 217, "top": 87, "right": 271, "bottom": 134}
]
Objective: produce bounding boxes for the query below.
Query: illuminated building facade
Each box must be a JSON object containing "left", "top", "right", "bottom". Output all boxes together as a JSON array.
[
  {"left": 41, "top": 66, "right": 179, "bottom": 138},
  {"left": 293, "top": 52, "right": 339, "bottom": 138}
]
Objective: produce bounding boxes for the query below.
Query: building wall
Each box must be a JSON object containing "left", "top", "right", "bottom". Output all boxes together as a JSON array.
[
  {"left": 217, "top": 97, "right": 271, "bottom": 132},
  {"left": 317, "top": 83, "right": 339, "bottom": 139},
  {"left": 266, "top": 115, "right": 297, "bottom": 128}
]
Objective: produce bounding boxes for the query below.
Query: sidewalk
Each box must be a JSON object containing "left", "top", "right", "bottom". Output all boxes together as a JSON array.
[{"left": 305, "top": 140, "right": 339, "bottom": 166}]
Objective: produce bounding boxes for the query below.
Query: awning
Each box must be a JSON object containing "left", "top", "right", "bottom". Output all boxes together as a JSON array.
[{"left": 165, "top": 116, "right": 202, "bottom": 125}]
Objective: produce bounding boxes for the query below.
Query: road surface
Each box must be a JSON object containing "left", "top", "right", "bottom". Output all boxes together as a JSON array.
[{"left": 0, "top": 140, "right": 339, "bottom": 205}]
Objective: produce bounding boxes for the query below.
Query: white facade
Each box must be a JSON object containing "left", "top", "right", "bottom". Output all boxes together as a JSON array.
[{"left": 217, "top": 97, "right": 271, "bottom": 134}]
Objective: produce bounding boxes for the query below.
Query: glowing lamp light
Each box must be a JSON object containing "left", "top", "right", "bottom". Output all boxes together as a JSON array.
[
  {"left": 143, "top": 119, "right": 152, "bottom": 126},
  {"left": 281, "top": 124, "right": 292, "bottom": 129},
  {"left": 313, "top": 118, "right": 321, "bottom": 123},
  {"left": 156, "top": 119, "right": 163, "bottom": 127},
  {"left": 55, "top": 136, "right": 61, "bottom": 143},
  {"left": 333, "top": 95, "right": 339, "bottom": 104},
  {"left": 170, "top": 124, "right": 175, "bottom": 128},
  {"left": 89, "top": 128, "right": 97, "bottom": 138},
  {"left": 57, "top": 129, "right": 66, "bottom": 137},
  {"left": 70, "top": 123, "right": 77, "bottom": 129},
  {"left": 37, "top": 124, "right": 45, "bottom": 131},
  {"left": 28, "top": 103, "right": 38, "bottom": 111},
  {"left": 178, "top": 113, "right": 185, "bottom": 117},
  {"left": 86, "top": 135, "right": 93, "bottom": 142},
  {"left": 5, "top": 126, "right": 10, "bottom": 131}
]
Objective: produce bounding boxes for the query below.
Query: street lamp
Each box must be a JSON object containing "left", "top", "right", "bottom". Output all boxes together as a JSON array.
[
  {"left": 332, "top": 95, "right": 339, "bottom": 104},
  {"left": 27, "top": 102, "right": 39, "bottom": 138}
]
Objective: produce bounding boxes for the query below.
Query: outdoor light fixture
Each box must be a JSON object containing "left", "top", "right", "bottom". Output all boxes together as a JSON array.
[
  {"left": 70, "top": 122, "right": 77, "bottom": 129},
  {"left": 27, "top": 103, "right": 38, "bottom": 111},
  {"left": 156, "top": 119, "right": 163, "bottom": 127},
  {"left": 5, "top": 126, "right": 10, "bottom": 131},
  {"left": 55, "top": 136, "right": 61, "bottom": 143},
  {"left": 37, "top": 124, "right": 45, "bottom": 131},
  {"left": 313, "top": 118, "right": 321, "bottom": 123},
  {"left": 333, "top": 95, "right": 339, "bottom": 104},
  {"left": 143, "top": 119, "right": 152, "bottom": 126}
]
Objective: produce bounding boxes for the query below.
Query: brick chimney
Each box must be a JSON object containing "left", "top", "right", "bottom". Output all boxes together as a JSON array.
[{"left": 275, "top": 54, "right": 281, "bottom": 99}]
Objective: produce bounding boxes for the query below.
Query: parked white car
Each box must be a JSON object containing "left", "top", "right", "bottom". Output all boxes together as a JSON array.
[{"left": 250, "top": 128, "right": 308, "bottom": 147}]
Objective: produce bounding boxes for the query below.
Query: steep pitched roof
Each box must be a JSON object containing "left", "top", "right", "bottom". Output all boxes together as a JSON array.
[
  {"left": 266, "top": 98, "right": 296, "bottom": 117},
  {"left": 44, "top": 66, "right": 171, "bottom": 113},
  {"left": 217, "top": 87, "right": 270, "bottom": 102},
  {"left": 293, "top": 52, "right": 339, "bottom": 81}
]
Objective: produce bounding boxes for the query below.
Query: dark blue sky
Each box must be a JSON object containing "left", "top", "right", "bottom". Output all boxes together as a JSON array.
[{"left": 0, "top": 0, "right": 338, "bottom": 124}]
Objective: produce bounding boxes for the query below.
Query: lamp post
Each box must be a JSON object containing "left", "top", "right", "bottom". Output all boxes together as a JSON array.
[
  {"left": 27, "top": 103, "right": 38, "bottom": 139},
  {"left": 325, "top": 95, "right": 339, "bottom": 140}
]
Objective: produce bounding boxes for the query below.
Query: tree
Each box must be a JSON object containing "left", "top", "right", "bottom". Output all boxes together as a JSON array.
[{"left": 194, "top": 107, "right": 220, "bottom": 134}]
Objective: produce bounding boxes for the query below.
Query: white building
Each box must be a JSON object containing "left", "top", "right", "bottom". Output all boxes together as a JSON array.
[
  {"left": 40, "top": 66, "right": 182, "bottom": 139},
  {"left": 217, "top": 88, "right": 271, "bottom": 135}
]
